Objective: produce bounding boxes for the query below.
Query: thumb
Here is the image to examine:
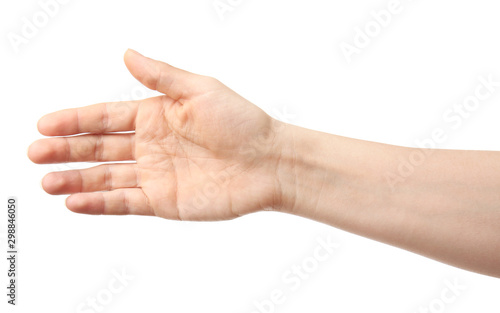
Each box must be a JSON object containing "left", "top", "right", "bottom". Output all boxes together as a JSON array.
[{"left": 124, "top": 49, "right": 202, "bottom": 100}]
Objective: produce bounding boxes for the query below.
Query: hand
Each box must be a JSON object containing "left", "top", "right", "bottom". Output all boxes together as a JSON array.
[{"left": 28, "top": 49, "right": 286, "bottom": 221}]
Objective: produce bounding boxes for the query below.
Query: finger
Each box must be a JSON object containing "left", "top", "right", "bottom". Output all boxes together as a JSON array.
[
  {"left": 124, "top": 49, "right": 205, "bottom": 100},
  {"left": 28, "top": 133, "right": 134, "bottom": 164},
  {"left": 42, "top": 163, "right": 139, "bottom": 195},
  {"left": 66, "top": 188, "right": 154, "bottom": 216},
  {"left": 37, "top": 101, "right": 139, "bottom": 136}
]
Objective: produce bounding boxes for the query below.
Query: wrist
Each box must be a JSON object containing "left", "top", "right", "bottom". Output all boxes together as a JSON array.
[{"left": 272, "top": 123, "right": 338, "bottom": 216}]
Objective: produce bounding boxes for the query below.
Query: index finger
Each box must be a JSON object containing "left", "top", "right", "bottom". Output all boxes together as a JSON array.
[{"left": 37, "top": 101, "right": 139, "bottom": 136}]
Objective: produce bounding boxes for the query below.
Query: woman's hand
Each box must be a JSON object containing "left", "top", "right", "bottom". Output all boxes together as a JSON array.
[{"left": 28, "top": 50, "right": 287, "bottom": 221}]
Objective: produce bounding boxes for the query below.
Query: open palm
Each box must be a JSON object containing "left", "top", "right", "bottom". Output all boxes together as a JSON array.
[{"left": 28, "top": 50, "right": 285, "bottom": 221}]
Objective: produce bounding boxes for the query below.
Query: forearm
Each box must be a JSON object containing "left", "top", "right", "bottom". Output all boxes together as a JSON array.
[{"left": 275, "top": 123, "right": 500, "bottom": 277}]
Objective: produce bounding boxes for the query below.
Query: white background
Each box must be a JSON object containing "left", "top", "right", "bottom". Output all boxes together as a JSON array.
[{"left": 1, "top": 0, "right": 500, "bottom": 312}]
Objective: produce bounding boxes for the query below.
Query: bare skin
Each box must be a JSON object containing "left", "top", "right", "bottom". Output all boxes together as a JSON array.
[{"left": 28, "top": 49, "right": 500, "bottom": 278}]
